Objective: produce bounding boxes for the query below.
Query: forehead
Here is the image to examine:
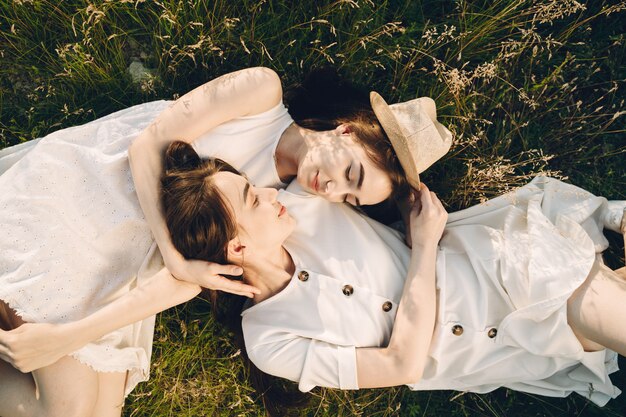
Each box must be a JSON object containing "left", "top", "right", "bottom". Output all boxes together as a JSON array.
[{"left": 212, "top": 172, "right": 248, "bottom": 213}]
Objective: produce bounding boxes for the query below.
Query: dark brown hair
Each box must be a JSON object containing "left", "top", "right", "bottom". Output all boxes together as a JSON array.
[
  {"left": 285, "top": 67, "right": 410, "bottom": 204},
  {"left": 160, "top": 141, "right": 308, "bottom": 415},
  {"left": 161, "top": 140, "right": 240, "bottom": 266}
]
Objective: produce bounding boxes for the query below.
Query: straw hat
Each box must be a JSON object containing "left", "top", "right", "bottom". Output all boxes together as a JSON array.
[{"left": 370, "top": 92, "right": 453, "bottom": 188}]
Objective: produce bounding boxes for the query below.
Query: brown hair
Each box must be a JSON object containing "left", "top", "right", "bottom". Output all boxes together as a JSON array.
[
  {"left": 161, "top": 140, "right": 240, "bottom": 266},
  {"left": 161, "top": 141, "right": 248, "bottom": 325},
  {"left": 160, "top": 141, "right": 308, "bottom": 414},
  {"left": 285, "top": 67, "right": 410, "bottom": 203}
]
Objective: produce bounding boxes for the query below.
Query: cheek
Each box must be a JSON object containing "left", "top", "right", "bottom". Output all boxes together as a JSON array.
[
  {"left": 361, "top": 167, "right": 393, "bottom": 204},
  {"left": 363, "top": 188, "right": 391, "bottom": 205},
  {"left": 308, "top": 142, "right": 348, "bottom": 169}
]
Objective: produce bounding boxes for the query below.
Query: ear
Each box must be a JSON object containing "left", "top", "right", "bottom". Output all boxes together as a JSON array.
[
  {"left": 335, "top": 123, "right": 352, "bottom": 135},
  {"left": 226, "top": 237, "right": 245, "bottom": 263}
]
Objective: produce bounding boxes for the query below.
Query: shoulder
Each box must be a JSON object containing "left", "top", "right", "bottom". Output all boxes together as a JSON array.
[{"left": 231, "top": 67, "right": 283, "bottom": 115}]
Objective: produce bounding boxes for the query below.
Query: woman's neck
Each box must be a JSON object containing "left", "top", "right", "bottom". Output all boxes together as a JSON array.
[
  {"left": 274, "top": 123, "right": 307, "bottom": 182},
  {"left": 242, "top": 245, "right": 296, "bottom": 303}
]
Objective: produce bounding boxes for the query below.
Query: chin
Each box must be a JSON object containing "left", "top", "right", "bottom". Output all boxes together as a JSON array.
[
  {"left": 286, "top": 216, "right": 297, "bottom": 232},
  {"left": 295, "top": 174, "right": 313, "bottom": 194}
]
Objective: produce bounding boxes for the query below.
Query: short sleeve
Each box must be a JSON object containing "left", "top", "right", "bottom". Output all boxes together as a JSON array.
[{"left": 246, "top": 334, "right": 359, "bottom": 392}]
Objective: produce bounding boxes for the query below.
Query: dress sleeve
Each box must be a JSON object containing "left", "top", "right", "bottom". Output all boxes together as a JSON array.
[{"left": 246, "top": 333, "right": 359, "bottom": 392}]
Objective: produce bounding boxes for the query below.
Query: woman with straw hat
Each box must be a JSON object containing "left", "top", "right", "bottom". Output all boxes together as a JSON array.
[
  {"left": 0, "top": 66, "right": 453, "bottom": 416},
  {"left": 1, "top": 66, "right": 624, "bottom": 415}
]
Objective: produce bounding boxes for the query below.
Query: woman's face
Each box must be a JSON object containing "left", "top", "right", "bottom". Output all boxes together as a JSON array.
[
  {"left": 213, "top": 172, "right": 295, "bottom": 251},
  {"left": 296, "top": 125, "right": 392, "bottom": 206}
]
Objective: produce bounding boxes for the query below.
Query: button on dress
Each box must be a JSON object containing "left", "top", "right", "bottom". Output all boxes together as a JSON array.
[{"left": 242, "top": 179, "right": 621, "bottom": 406}]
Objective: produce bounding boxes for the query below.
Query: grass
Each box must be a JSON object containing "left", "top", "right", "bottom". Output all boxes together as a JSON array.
[{"left": 1, "top": 0, "right": 625, "bottom": 416}]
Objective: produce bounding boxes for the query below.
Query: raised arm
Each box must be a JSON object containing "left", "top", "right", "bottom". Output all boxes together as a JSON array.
[
  {"left": 128, "top": 67, "right": 282, "bottom": 296},
  {"left": 355, "top": 184, "right": 445, "bottom": 387},
  {"left": 0, "top": 268, "right": 201, "bottom": 373}
]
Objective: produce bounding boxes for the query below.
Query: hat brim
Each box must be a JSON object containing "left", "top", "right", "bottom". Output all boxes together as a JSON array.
[{"left": 370, "top": 91, "right": 421, "bottom": 189}]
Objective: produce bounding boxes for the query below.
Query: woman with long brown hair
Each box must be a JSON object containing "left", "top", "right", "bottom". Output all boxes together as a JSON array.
[
  {"left": 1, "top": 66, "right": 624, "bottom": 414},
  {"left": 155, "top": 141, "right": 625, "bottom": 406},
  {"left": 4, "top": 139, "right": 624, "bottom": 410},
  {"left": 0, "top": 66, "right": 452, "bottom": 416}
]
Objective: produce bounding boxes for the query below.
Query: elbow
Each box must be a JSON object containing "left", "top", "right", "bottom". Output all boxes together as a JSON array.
[
  {"left": 388, "top": 348, "right": 426, "bottom": 385},
  {"left": 251, "top": 66, "right": 280, "bottom": 85},
  {"left": 398, "top": 361, "right": 425, "bottom": 385}
]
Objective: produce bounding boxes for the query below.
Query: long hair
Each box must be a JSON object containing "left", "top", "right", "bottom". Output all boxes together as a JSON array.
[
  {"left": 285, "top": 67, "right": 407, "bottom": 223},
  {"left": 160, "top": 141, "right": 308, "bottom": 415},
  {"left": 161, "top": 141, "right": 240, "bottom": 266},
  {"left": 285, "top": 67, "right": 410, "bottom": 203}
]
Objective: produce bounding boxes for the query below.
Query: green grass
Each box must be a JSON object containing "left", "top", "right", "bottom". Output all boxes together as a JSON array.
[{"left": 1, "top": 0, "right": 625, "bottom": 416}]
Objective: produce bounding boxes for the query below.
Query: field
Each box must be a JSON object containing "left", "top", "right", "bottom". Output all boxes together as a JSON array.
[{"left": 1, "top": 0, "right": 625, "bottom": 416}]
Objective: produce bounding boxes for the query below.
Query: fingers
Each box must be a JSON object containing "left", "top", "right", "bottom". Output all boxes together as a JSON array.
[
  {"left": 207, "top": 262, "right": 243, "bottom": 277},
  {"left": 171, "top": 259, "right": 260, "bottom": 297},
  {"left": 205, "top": 263, "right": 261, "bottom": 297},
  {"left": 417, "top": 184, "right": 436, "bottom": 211},
  {"left": 206, "top": 275, "right": 261, "bottom": 298},
  {"left": 417, "top": 183, "right": 446, "bottom": 213}
]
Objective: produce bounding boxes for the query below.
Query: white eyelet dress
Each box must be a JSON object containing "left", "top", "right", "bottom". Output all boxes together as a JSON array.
[{"left": 0, "top": 100, "right": 293, "bottom": 396}]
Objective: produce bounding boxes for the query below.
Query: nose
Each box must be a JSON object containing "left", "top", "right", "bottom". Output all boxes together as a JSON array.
[{"left": 323, "top": 179, "right": 350, "bottom": 201}]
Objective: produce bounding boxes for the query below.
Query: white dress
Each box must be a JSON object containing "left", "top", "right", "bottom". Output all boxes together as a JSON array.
[
  {"left": 0, "top": 100, "right": 293, "bottom": 395},
  {"left": 242, "top": 178, "right": 621, "bottom": 406}
]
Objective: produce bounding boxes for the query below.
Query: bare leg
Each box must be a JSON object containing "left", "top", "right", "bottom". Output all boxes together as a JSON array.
[
  {"left": 568, "top": 260, "right": 626, "bottom": 356},
  {"left": 0, "top": 302, "right": 126, "bottom": 417},
  {"left": 0, "top": 359, "right": 36, "bottom": 417},
  {"left": 92, "top": 371, "right": 127, "bottom": 417},
  {"left": 0, "top": 353, "right": 100, "bottom": 417}
]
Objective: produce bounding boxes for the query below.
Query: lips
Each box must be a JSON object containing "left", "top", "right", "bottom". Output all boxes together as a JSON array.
[
  {"left": 278, "top": 204, "right": 286, "bottom": 217},
  {"left": 311, "top": 171, "right": 319, "bottom": 192}
]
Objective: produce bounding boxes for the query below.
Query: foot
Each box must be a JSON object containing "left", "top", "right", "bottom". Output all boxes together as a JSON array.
[{"left": 601, "top": 201, "right": 626, "bottom": 233}]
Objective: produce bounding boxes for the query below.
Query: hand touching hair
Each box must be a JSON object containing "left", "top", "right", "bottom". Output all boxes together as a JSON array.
[{"left": 160, "top": 141, "right": 241, "bottom": 266}]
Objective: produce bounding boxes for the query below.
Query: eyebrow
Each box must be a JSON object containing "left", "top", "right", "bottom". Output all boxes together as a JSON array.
[
  {"left": 357, "top": 163, "right": 364, "bottom": 189},
  {"left": 243, "top": 182, "right": 250, "bottom": 206}
]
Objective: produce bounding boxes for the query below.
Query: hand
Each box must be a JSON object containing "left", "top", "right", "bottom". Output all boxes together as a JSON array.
[
  {"left": 409, "top": 184, "right": 448, "bottom": 248},
  {"left": 0, "top": 323, "right": 73, "bottom": 372},
  {"left": 167, "top": 256, "right": 260, "bottom": 298}
]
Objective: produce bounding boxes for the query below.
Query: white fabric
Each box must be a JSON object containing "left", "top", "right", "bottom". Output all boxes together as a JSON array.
[
  {"left": 243, "top": 184, "right": 407, "bottom": 391},
  {"left": 0, "top": 100, "right": 293, "bottom": 395},
  {"left": 242, "top": 177, "right": 621, "bottom": 406}
]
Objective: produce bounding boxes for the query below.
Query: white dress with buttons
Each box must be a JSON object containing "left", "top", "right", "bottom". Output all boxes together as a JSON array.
[
  {"left": 0, "top": 100, "right": 292, "bottom": 395},
  {"left": 242, "top": 178, "right": 621, "bottom": 406}
]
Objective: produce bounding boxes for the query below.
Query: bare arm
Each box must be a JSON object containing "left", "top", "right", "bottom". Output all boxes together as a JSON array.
[
  {"left": 0, "top": 69, "right": 284, "bottom": 372},
  {"left": 356, "top": 185, "right": 445, "bottom": 387},
  {"left": 129, "top": 67, "right": 282, "bottom": 296},
  {"left": 246, "top": 186, "right": 446, "bottom": 389},
  {"left": 0, "top": 268, "right": 200, "bottom": 373}
]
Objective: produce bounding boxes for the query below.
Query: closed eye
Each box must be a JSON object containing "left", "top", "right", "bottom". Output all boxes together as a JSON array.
[{"left": 344, "top": 165, "right": 351, "bottom": 182}]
